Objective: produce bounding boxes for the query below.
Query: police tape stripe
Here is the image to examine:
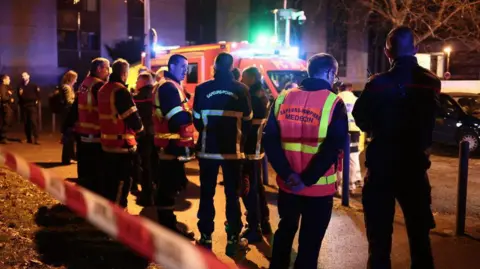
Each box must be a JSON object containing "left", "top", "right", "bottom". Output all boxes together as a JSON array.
[{"left": 0, "top": 148, "right": 239, "bottom": 269}]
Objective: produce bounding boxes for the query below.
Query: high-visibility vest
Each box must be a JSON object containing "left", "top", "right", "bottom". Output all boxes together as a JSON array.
[
  {"left": 152, "top": 78, "right": 194, "bottom": 161},
  {"left": 75, "top": 76, "right": 103, "bottom": 141},
  {"left": 337, "top": 91, "right": 361, "bottom": 132},
  {"left": 97, "top": 82, "right": 138, "bottom": 153},
  {"left": 274, "top": 88, "right": 340, "bottom": 197}
]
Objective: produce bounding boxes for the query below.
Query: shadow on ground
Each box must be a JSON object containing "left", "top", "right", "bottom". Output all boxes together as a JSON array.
[
  {"left": 35, "top": 162, "right": 68, "bottom": 169},
  {"left": 34, "top": 204, "right": 152, "bottom": 269}
]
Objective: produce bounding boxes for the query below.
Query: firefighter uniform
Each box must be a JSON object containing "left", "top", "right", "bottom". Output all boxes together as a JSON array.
[
  {"left": 337, "top": 90, "right": 363, "bottom": 192},
  {"left": 62, "top": 75, "right": 105, "bottom": 192},
  {"left": 240, "top": 81, "right": 271, "bottom": 242},
  {"left": 152, "top": 71, "right": 195, "bottom": 237},
  {"left": 353, "top": 56, "right": 438, "bottom": 269},
  {"left": 193, "top": 69, "right": 252, "bottom": 256},
  {"left": 98, "top": 76, "right": 143, "bottom": 208},
  {"left": 133, "top": 84, "right": 156, "bottom": 206},
  {"left": 264, "top": 78, "right": 348, "bottom": 269}
]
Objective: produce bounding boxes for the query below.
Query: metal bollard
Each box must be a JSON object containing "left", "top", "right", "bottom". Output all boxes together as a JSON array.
[
  {"left": 262, "top": 156, "right": 269, "bottom": 185},
  {"left": 456, "top": 140, "right": 470, "bottom": 236},
  {"left": 52, "top": 113, "right": 56, "bottom": 134},
  {"left": 38, "top": 102, "right": 42, "bottom": 132},
  {"left": 342, "top": 134, "right": 351, "bottom": 207}
]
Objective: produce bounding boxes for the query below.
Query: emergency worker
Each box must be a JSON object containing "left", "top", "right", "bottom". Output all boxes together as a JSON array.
[
  {"left": 193, "top": 52, "right": 252, "bottom": 257},
  {"left": 18, "top": 72, "right": 41, "bottom": 144},
  {"left": 0, "top": 74, "right": 14, "bottom": 144},
  {"left": 264, "top": 53, "right": 348, "bottom": 269},
  {"left": 152, "top": 54, "right": 195, "bottom": 239},
  {"left": 132, "top": 72, "right": 156, "bottom": 206},
  {"left": 337, "top": 82, "right": 363, "bottom": 194},
  {"left": 63, "top": 58, "right": 110, "bottom": 192},
  {"left": 239, "top": 66, "right": 272, "bottom": 242},
  {"left": 353, "top": 26, "right": 439, "bottom": 269},
  {"left": 232, "top": 67, "right": 241, "bottom": 81},
  {"left": 97, "top": 59, "right": 143, "bottom": 208}
]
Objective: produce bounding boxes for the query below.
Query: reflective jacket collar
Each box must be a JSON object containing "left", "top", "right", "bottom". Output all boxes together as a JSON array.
[
  {"left": 214, "top": 70, "right": 235, "bottom": 82},
  {"left": 391, "top": 56, "right": 418, "bottom": 69},
  {"left": 299, "top": 78, "right": 333, "bottom": 92},
  {"left": 108, "top": 74, "right": 127, "bottom": 86},
  {"left": 164, "top": 71, "right": 181, "bottom": 84}
]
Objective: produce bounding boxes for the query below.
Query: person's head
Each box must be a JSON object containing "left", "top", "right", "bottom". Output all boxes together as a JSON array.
[
  {"left": 241, "top": 66, "right": 261, "bottom": 87},
  {"left": 90, "top": 57, "right": 111, "bottom": 81},
  {"left": 284, "top": 81, "right": 298, "bottom": 91},
  {"left": 168, "top": 54, "right": 188, "bottom": 82},
  {"left": 21, "top": 72, "right": 30, "bottom": 83},
  {"left": 61, "top": 70, "right": 78, "bottom": 87},
  {"left": 232, "top": 68, "right": 241, "bottom": 81},
  {"left": 111, "top": 59, "right": 130, "bottom": 83},
  {"left": 307, "top": 53, "right": 339, "bottom": 87},
  {"left": 385, "top": 26, "right": 418, "bottom": 63},
  {"left": 0, "top": 74, "right": 10, "bottom": 85},
  {"left": 135, "top": 72, "right": 154, "bottom": 90},
  {"left": 338, "top": 82, "right": 353, "bottom": 92},
  {"left": 214, "top": 52, "right": 234, "bottom": 73}
]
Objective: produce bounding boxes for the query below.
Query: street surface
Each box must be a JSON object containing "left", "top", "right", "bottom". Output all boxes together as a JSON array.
[{"left": 1, "top": 133, "right": 480, "bottom": 268}]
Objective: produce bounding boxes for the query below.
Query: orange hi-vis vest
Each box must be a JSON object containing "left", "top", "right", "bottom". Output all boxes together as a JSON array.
[
  {"left": 97, "top": 82, "right": 138, "bottom": 153},
  {"left": 152, "top": 78, "right": 194, "bottom": 161},
  {"left": 76, "top": 76, "right": 103, "bottom": 142},
  {"left": 274, "top": 88, "right": 340, "bottom": 197}
]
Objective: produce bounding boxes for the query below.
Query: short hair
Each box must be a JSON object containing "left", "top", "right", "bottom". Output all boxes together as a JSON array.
[
  {"left": 339, "top": 82, "right": 353, "bottom": 92},
  {"left": 90, "top": 57, "right": 110, "bottom": 75},
  {"left": 307, "top": 53, "right": 338, "bottom": 77},
  {"left": 232, "top": 68, "right": 241, "bottom": 81},
  {"left": 168, "top": 54, "right": 187, "bottom": 71},
  {"left": 242, "top": 66, "right": 261, "bottom": 82},
  {"left": 0, "top": 74, "right": 8, "bottom": 82},
  {"left": 386, "top": 26, "right": 416, "bottom": 57},
  {"left": 111, "top": 58, "right": 129, "bottom": 76},
  {"left": 214, "top": 52, "right": 234, "bottom": 71},
  {"left": 137, "top": 72, "right": 153, "bottom": 82},
  {"left": 61, "top": 70, "right": 78, "bottom": 85}
]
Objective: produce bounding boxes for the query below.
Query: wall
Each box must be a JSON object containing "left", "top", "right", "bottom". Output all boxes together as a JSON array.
[
  {"left": 100, "top": 0, "right": 128, "bottom": 59},
  {"left": 344, "top": 3, "right": 368, "bottom": 86},
  {"left": 216, "top": 0, "right": 250, "bottom": 42},
  {"left": 442, "top": 81, "right": 480, "bottom": 94},
  {"left": 150, "top": 0, "right": 186, "bottom": 46}
]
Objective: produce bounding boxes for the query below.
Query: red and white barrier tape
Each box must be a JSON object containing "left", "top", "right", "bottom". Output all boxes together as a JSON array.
[{"left": 0, "top": 148, "right": 237, "bottom": 269}]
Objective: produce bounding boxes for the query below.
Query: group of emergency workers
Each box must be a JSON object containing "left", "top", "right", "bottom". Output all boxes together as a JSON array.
[{"left": 61, "top": 25, "right": 438, "bottom": 269}]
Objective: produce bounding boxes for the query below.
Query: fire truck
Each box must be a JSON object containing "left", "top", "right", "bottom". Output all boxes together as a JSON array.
[{"left": 128, "top": 41, "right": 308, "bottom": 106}]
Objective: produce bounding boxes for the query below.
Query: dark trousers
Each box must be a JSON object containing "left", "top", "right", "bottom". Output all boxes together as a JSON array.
[
  {"left": 241, "top": 160, "right": 270, "bottom": 229},
  {"left": 61, "top": 133, "right": 75, "bottom": 164},
  {"left": 363, "top": 167, "right": 435, "bottom": 269},
  {"left": 23, "top": 105, "right": 38, "bottom": 142},
  {"left": 136, "top": 135, "right": 156, "bottom": 200},
  {"left": 0, "top": 109, "right": 7, "bottom": 141},
  {"left": 76, "top": 140, "right": 102, "bottom": 193},
  {"left": 156, "top": 159, "right": 185, "bottom": 230},
  {"left": 102, "top": 151, "right": 136, "bottom": 208},
  {"left": 270, "top": 191, "right": 333, "bottom": 269},
  {"left": 198, "top": 159, "right": 243, "bottom": 236}
]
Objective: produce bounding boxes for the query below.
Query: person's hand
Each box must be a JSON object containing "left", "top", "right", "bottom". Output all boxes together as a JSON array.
[{"left": 286, "top": 173, "right": 306, "bottom": 193}]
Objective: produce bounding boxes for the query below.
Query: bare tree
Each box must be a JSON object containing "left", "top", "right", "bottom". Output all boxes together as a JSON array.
[{"left": 352, "top": 0, "right": 480, "bottom": 51}]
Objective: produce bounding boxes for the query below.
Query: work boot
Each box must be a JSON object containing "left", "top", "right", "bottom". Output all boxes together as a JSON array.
[
  {"left": 196, "top": 233, "right": 212, "bottom": 251},
  {"left": 261, "top": 220, "right": 273, "bottom": 236},
  {"left": 225, "top": 222, "right": 249, "bottom": 258},
  {"left": 240, "top": 226, "right": 263, "bottom": 243}
]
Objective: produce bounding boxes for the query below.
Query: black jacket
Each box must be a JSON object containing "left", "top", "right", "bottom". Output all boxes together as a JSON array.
[
  {"left": 193, "top": 70, "right": 253, "bottom": 160},
  {"left": 352, "top": 56, "right": 441, "bottom": 170},
  {"left": 18, "top": 82, "right": 40, "bottom": 106},
  {"left": 263, "top": 78, "right": 348, "bottom": 186},
  {"left": 245, "top": 82, "right": 269, "bottom": 160},
  {"left": 155, "top": 71, "right": 193, "bottom": 158},
  {"left": 133, "top": 85, "right": 154, "bottom": 136}
]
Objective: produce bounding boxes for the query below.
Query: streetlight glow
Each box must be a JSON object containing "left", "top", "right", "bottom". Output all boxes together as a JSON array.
[{"left": 444, "top": 46, "right": 452, "bottom": 54}]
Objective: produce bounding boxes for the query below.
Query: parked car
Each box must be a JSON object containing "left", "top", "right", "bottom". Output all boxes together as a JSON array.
[{"left": 434, "top": 92, "right": 480, "bottom": 152}]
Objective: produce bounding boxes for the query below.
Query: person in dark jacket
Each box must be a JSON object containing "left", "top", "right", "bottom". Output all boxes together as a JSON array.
[
  {"left": 238, "top": 66, "right": 272, "bottom": 242},
  {"left": 59, "top": 70, "right": 78, "bottom": 162},
  {"left": 132, "top": 72, "right": 156, "bottom": 206},
  {"left": 0, "top": 74, "right": 14, "bottom": 144},
  {"left": 153, "top": 54, "right": 195, "bottom": 240},
  {"left": 264, "top": 53, "right": 348, "bottom": 269},
  {"left": 232, "top": 67, "right": 241, "bottom": 81},
  {"left": 193, "top": 53, "right": 252, "bottom": 257},
  {"left": 352, "top": 26, "right": 439, "bottom": 269},
  {"left": 18, "top": 72, "right": 41, "bottom": 144}
]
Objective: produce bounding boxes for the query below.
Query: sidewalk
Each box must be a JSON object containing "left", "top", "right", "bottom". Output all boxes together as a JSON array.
[{"left": 1, "top": 133, "right": 480, "bottom": 269}]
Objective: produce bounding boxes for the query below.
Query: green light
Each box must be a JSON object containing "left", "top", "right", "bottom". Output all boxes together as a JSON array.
[{"left": 255, "top": 34, "right": 270, "bottom": 46}]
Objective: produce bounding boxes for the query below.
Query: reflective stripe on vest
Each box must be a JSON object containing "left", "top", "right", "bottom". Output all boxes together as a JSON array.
[{"left": 76, "top": 76, "right": 102, "bottom": 136}]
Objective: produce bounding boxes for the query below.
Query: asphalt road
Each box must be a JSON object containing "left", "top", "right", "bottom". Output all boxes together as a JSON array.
[{"left": 2, "top": 134, "right": 480, "bottom": 269}]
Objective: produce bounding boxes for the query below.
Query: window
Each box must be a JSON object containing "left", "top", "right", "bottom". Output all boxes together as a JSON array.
[
  {"left": 58, "top": 30, "right": 78, "bottom": 50},
  {"left": 80, "top": 32, "right": 100, "bottom": 50},
  {"left": 187, "top": 64, "right": 198, "bottom": 83}
]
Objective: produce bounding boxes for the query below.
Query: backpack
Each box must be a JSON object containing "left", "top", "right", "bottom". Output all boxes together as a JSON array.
[{"left": 49, "top": 86, "right": 67, "bottom": 114}]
